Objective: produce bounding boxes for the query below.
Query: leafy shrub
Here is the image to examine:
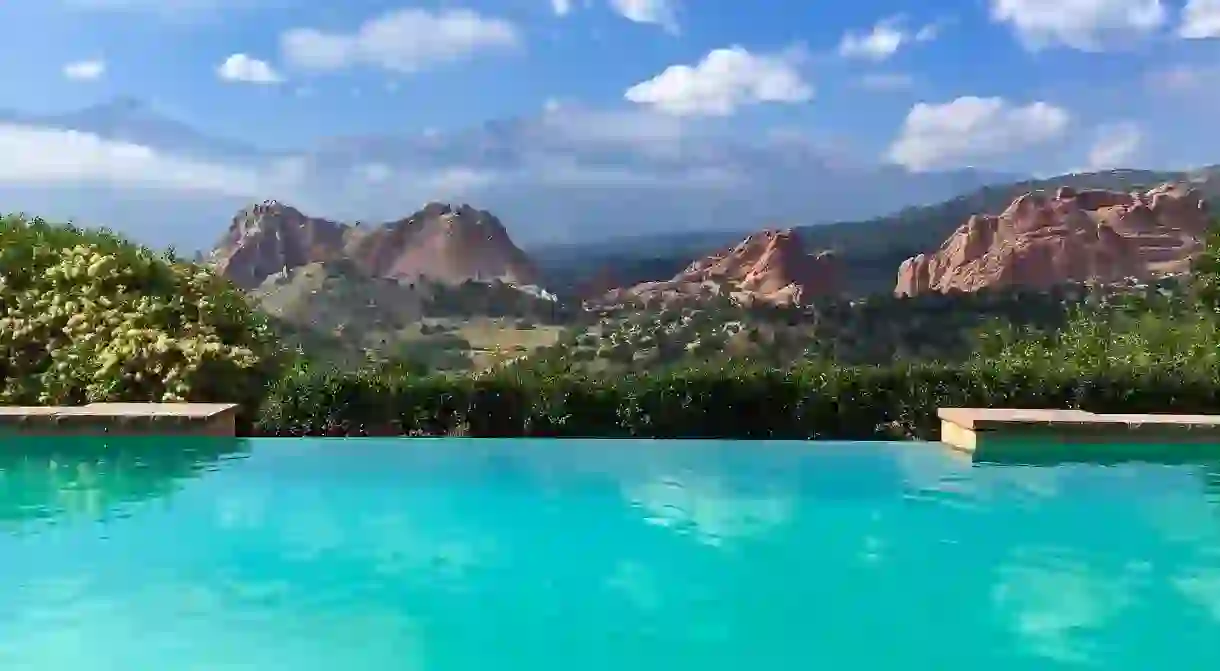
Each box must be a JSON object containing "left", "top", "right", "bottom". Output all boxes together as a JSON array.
[
  {"left": 0, "top": 215, "right": 282, "bottom": 414},
  {"left": 253, "top": 361, "right": 1220, "bottom": 439}
]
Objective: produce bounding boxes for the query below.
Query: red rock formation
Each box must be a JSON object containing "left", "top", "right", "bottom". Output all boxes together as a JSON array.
[
  {"left": 347, "top": 204, "right": 538, "bottom": 285},
  {"left": 894, "top": 183, "right": 1209, "bottom": 296},
  {"left": 212, "top": 201, "right": 348, "bottom": 289},
  {"left": 211, "top": 201, "right": 539, "bottom": 288},
  {"left": 598, "top": 228, "right": 842, "bottom": 307}
]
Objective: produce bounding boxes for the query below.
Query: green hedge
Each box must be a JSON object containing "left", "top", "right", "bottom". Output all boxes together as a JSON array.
[{"left": 252, "top": 363, "right": 1220, "bottom": 439}]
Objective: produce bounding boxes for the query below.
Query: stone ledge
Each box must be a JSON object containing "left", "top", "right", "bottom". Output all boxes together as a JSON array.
[
  {"left": 938, "top": 407, "right": 1220, "bottom": 461},
  {"left": 0, "top": 403, "right": 238, "bottom": 437}
]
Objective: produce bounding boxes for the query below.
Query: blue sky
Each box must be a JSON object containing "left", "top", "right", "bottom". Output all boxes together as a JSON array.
[
  {"left": 6, "top": 0, "right": 1220, "bottom": 250},
  {"left": 3, "top": 0, "right": 1220, "bottom": 171}
]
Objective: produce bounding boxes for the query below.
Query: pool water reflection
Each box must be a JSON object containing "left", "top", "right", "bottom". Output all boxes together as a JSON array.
[{"left": 1, "top": 437, "right": 1219, "bottom": 669}]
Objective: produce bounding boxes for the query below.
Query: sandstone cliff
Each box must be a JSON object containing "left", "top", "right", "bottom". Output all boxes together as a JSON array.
[
  {"left": 597, "top": 228, "right": 842, "bottom": 307},
  {"left": 211, "top": 201, "right": 539, "bottom": 289},
  {"left": 212, "top": 201, "right": 350, "bottom": 289},
  {"left": 894, "top": 184, "right": 1209, "bottom": 296}
]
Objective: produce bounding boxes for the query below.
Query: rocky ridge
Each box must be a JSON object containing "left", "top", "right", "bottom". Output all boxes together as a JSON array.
[
  {"left": 596, "top": 228, "right": 842, "bottom": 307},
  {"left": 895, "top": 184, "right": 1209, "bottom": 296},
  {"left": 211, "top": 201, "right": 539, "bottom": 289}
]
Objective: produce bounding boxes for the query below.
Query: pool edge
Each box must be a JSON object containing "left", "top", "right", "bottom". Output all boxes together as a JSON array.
[{"left": 0, "top": 403, "right": 238, "bottom": 437}]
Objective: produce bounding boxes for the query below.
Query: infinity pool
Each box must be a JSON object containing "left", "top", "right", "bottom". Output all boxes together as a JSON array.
[{"left": 1, "top": 437, "right": 1219, "bottom": 669}]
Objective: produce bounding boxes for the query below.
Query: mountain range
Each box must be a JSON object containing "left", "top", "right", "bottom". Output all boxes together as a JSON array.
[
  {"left": 0, "top": 98, "right": 1018, "bottom": 253},
  {"left": 537, "top": 167, "right": 1220, "bottom": 296}
]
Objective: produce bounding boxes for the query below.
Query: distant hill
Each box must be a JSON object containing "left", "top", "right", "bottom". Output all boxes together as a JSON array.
[
  {"left": 591, "top": 228, "right": 842, "bottom": 308},
  {"left": 252, "top": 258, "right": 576, "bottom": 369},
  {"left": 211, "top": 200, "right": 539, "bottom": 289},
  {"left": 536, "top": 168, "right": 1212, "bottom": 297},
  {"left": 894, "top": 183, "right": 1209, "bottom": 296},
  {"left": 253, "top": 260, "right": 431, "bottom": 343}
]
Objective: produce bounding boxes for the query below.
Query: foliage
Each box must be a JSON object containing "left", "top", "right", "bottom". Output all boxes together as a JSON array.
[
  {"left": 256, "top": 219, "right": 1220, "bottom": 438},
  {"left": 12, "top": 208, "right": 1220, "bottom": 443},
  {"left": 977, "top": 218, "right": 1220, "bottom": 376},
  {"left": 0, "top": 214, "right": 283, "bottom": 414},
  {"left": 1192, "top": 224, "right": 1220, "bottom": 312},
  {"left": 253, "top": 359, "right": 1220, "bottom": 438},
  {"left": 538, "top": 287, "right": 1081, "bottom": 372}
]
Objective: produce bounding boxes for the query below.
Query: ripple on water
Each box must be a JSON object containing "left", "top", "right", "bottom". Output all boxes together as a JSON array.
[{"left": 2, "top": 439, "right": 1220, "bottom": 669}]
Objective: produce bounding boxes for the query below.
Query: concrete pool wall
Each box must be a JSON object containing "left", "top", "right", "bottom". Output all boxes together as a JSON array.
[
  {"left": 0, "top": 403, "right": 238, "bottom": 437},
  {"left": 939, "top": 407, "right": 1220, "bottom": 461}
]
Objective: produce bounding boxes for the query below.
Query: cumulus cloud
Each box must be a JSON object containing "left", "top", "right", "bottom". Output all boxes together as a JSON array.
[
  {"left": 990, "top": 0, "right": 1167, "bottom": 51},
  {"left": 609, "top": 0, "right": 680, "bottom": 32},
  {"left": 624, "top": 46, "right": 812, "bottom": 116},
  {"left": 887, "top": 96, "right": 1071, "bottom": 171},
  {"left": 0, "top": 123, "right": 275, "bottom": 195},
  {"left": 63, "top": 59, "right": 106, "bottom": 81},
  {"left": 217, "top": 54, "right": 282, "bottom": 83},
  {"left": 838, "top": 16, "right": 939, "bottom": 61},
  {"left": 1086, "top": 122, "right": 1142, "bottom": 169},
  {"left": 1180, "top": 0, "right": 1220, "bottom": 37},
  {"left": 540, "top": 104, "right": 688, "bottom": 148},
  {"left": 0, "top": 103, "right": 712, "bottom": 205},
  {"left": 281, "top": 8, "right": 519, "bottom": 74},
  {"left": 551, "top": 0, "right": 572, "bottom": 16},
  {"left": 348, "top": 163, "right": 498, "bottom": 194}
]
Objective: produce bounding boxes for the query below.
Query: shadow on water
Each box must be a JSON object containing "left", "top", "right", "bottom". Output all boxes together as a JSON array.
[
  {"left": 971, "top": 440, "right": 1220, "bottom": 467},
  {"left": 0, "top": 436, "right": 249, "bottom": 527}
]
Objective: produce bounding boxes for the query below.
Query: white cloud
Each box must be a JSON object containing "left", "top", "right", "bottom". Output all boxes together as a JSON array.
[
  {"left": 914, "top": 23, "right": 940, "bottom": 41},
  {"left": 551, "top": 0, "right": 572, "bottom": 16},
  {"left": 217, "top": 53, "right": 282, "bottom": 84},
  {"left": 1086, "top": 121, "right": 1142, "bottom": 169},
  {"left": 622, "top": 474, "right": 794, "bottom": 547},
  {"left": 0, "top": 123, "right": 275, "bottom": 195},
  {"left": 609, "top": 0, "right": 680, "bottom": 32},
  {"left": 887, "top": 96, "right": 1071, "bottom": 171},
  {"left": 990, "top": 0, "right": 1167, "bottom": 51},
  {"left": 281, "top": 8, "right": 519, "bottom": 74},
  {"left": 357, "top": 163, "right": 393, "bottom": 184},
  {"left": 838, "top": 16, "right": 939, "bottom": 61},
  {"left": 992, "top": 554, "right": 1135, "bottom": 665},
  {"left": 624, "top": 46, "right": 812, "bottom": 116},
  {"left": 62, "top": 59, "right": 105, "bottom": 81},
  {"left": 538, "top": 104, "right": 691, "bottom": 158},
  {"left": 1180, "top": 0, "right": 1220, "bottom": 38}
]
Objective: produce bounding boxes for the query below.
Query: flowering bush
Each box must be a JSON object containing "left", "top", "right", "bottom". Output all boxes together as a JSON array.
[{"left": 0, "top": 214, "right": 282, "bottom": 407}]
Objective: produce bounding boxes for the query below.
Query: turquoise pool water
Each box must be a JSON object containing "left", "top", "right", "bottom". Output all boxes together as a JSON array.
[{"left": 1, "top": 438, "right": 1219, "bottom": 669}]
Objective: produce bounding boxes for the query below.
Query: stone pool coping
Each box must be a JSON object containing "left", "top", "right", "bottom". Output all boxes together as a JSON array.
[
  {"left": 939, "top": 407, "right": 1220, "bottom": 457},
  {"left": 0, "top": 403, "right": 238, "bottom": 437}
]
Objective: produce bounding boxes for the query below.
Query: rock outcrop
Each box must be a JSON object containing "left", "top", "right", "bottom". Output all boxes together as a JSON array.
[
  {"left": 211, "top": 201, "right": 539, "bottom": 289},
  {"left": 597, "top": 228, "right": 842, "bottom": 307},
  {"left": 894, "top": 184, "right": 1209, "bottom": 296},
  {"left": 212, "top": 201, "right": 349, "bottom": 289}
]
